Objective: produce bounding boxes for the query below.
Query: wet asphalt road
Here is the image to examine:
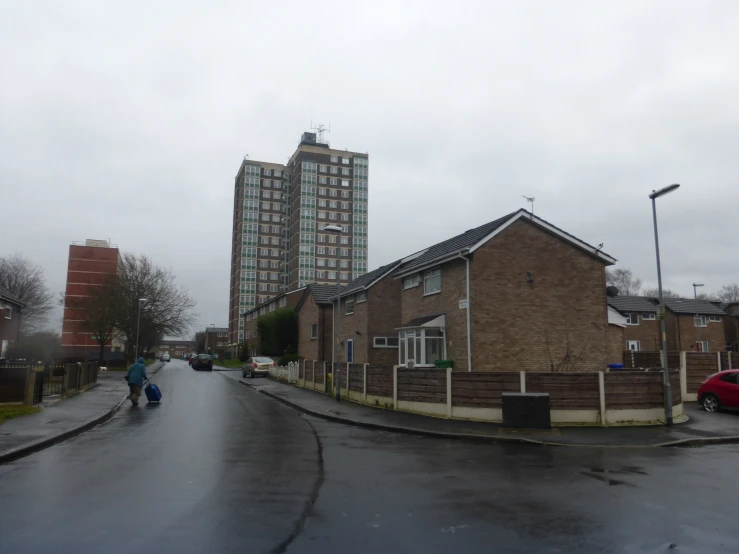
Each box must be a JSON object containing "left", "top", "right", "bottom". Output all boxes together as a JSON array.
[{"left": 1, "top": 360, "right": 738, "bottom": 554}]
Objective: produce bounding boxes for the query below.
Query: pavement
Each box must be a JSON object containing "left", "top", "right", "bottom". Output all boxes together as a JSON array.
[
  {"left": 0, "top": 361, "right": 163, "bottom": 463},
  {"left": 230, "top": 374, "right": 739, "bottom": 447}
]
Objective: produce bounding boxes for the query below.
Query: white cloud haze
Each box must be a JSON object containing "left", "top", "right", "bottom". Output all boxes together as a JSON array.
[{"left": 2, "top": 0, "right": 738, "bottom": 335}]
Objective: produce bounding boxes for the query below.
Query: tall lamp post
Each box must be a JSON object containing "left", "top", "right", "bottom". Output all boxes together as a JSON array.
[
  {"left": 325, "top": 224, "right": 343, "bottom": 402},
  {"left": 135, "top": 298, "right": 148, "bottom": 360},
  {"left": 693, "top": 283, "right": 704, "bottom": 350},
  {"left": 649, "top": 183, "right": 680, "bottom": 426}
]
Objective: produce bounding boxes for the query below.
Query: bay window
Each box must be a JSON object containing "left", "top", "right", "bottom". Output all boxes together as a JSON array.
[{"left": 398, "top": 328, "right": 445, "bottom": 367}]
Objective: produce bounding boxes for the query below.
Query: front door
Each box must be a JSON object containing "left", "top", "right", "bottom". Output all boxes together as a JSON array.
[
  {"left": 627, "top": 340, "right": 640, "bottom": 351},
  {"left": 346, "top": 339, "right": 354, "bottom": 363}
]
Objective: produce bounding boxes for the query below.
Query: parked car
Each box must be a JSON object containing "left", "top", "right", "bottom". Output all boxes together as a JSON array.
[
  {"left": 161, "top": 353, "right": 171, "bottom": 362},
  {"left": 192, "top": 354, "right": 213, "bottom": 371},
  {"left": 242, "top": 356, "right": 275, "bottom": 378},
  {"left": 698, "top": 370, "right": 739, "bottom": 412}
]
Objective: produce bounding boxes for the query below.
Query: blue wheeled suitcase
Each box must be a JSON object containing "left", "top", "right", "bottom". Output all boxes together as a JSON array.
[{"left": 144, "top": 383, "right": 162, "bottom": 402}]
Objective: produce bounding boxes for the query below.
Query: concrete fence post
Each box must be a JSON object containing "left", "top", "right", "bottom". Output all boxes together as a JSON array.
[
  {"left": 393, "top": 365, "right": 398, "bottom": 410},
  {"left": 323, "top": 361, "right": 327, "bottom": 392},
  {"left": 63, "top": 364, "right": 72, "bottom": 394},
  {"left": 363, "top": 363, "right": 368, "bottom": 403},
  {"left": 598, "top": 371, "right": 606, "bottom": 426},
  {"left": 717, "top": 351, "right": 722, "bottom": 371},
  {"left": 660, "top": 350, "right": 664, "bottom": 368},
  {"left": 446, "top": 367, "right": 453, "bottom": 418},
  {"left": 519, "top": 371, "right": 526, "bottom": 393},
  {"left": 346, "top": 362, "right": 350, "bottom": 396},
  {"left": 311, "top": 361, "right": 315, "bottom": 390},
  {"left": 680, "top": 351, "right": 688, "bottom": 399}
]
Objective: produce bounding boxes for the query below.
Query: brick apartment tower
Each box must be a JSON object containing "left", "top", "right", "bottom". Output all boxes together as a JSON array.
[
  {"left": 228, "top": 132, "right": 369, "bottom": 352},
  {"left": 61, "top": 240, "right": 121, "bottom": 358}
]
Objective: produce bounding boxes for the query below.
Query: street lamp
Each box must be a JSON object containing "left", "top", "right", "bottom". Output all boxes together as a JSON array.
[
  {"left": 135, "top": 298, "right": 148, "bottom": 360},
  {"left": 649, "top": 183, "right": 680, "bottom": 426},
  {"left": 693, "top": 283, "right": 705, "bottom": 350},
  {"left": 325, "top": 224, "right": 343, "bottom": 402}
]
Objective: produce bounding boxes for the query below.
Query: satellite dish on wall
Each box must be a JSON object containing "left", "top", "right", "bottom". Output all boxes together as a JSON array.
[{"left": 606, "top": 286, "right": 619, "bottom": 297}]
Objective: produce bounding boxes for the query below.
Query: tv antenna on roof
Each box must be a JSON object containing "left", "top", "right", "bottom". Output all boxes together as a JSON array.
[
  {"left": 522, "top": 195, "right": 535, "bottom": 217},
  {"left": 310, "top": 120, "right": 331, "bottom": 145}
]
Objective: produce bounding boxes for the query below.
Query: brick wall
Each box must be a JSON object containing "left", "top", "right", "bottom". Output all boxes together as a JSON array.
[
  {"left": 0, "top": 303, "right": 22, "bottom": 346},
  {"left": 622, "top": 317, "right": 661, "bottom": 351},
  {"left": 400, "top": 257, "right": 469, "bottom": 370},
  {"left": 338, "top": 292, "right": 369, "bottom": 364},
  {"left": 298, "top": 294, "right": 322, "bottom": 361},
  {"left": 673, "top": 314, "right": 726, "bottom": 352},
  {"left": 724, "top": 316, "right": 739, "bottom": 350},
  {"left": 367, "top": 274, "right": 402, "bottom": 366},
  {"left": 470, "top": 218, "right": 608, "bottom": 372},
  {"left": 606, "top": 325, "right": 624, "bottom": 365}
]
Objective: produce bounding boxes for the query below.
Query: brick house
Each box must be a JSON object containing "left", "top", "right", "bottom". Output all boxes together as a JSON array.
[
  {"left": 156, "top": 340, "right": 195, "bottom": 358},
  {"left": 0, "top": 287, "right": 25, "bottom": 358},
  {"left": 242, "top": 286, "right": 309, "bottom": 357},
  {"left": 608, "top": 296, "right": 728, "bottom": 352},
  {"left": 331, "top": 209, "right": 616, "bottom": 372},
  {"left": 606, "top": 306, "right": 627, "bottom": 365},
  {"left": 722, "top": 303, "right": 739, "bottom": 352},
  {"left": 204, "top": 327, "right": 229, "bottom": 358},
  {"left": 663, "top": 298, "right": 726, "bottom": 352},
  {"left": 607, "top": 296, "right": 660, "bottom": 352}
]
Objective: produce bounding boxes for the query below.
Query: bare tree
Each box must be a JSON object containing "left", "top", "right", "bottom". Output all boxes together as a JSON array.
[
  {"left": 642, "top": 287, "right": 681, "bottom": 299},
  {"left": 717, "top": 284, "right": 739, "bottom": 303},
  {"left": 194, "top": 331, "right": 206, "bottom": 353},
  {"left": 0, "top": 253, "right": 54, "bottom": 333},
  {"left": 606, "top": 267, "right": 642, "bottom": 296},
  {"left": 116, "top": 253, "right": 196, "bottom": 360}
]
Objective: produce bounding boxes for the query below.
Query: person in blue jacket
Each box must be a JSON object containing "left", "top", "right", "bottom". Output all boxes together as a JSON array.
[{"left": 126, "top": 357, "right": 148, "bottom": 405}]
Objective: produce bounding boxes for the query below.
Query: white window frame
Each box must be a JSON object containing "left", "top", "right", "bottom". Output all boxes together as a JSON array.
[
  {"left": 345, "top": 296, "right": 355, "bottom": 315},
  {"left": 626, "top": 340, "right": 640, "bottom": 352},
  {"left": 642, "top": 313, "right": 656, "bottom": 320},
  {"left": 403, "top": 274, "right": 420, "bottom": 289},
  {"left": 397, "top": 328, "right": 445, "bottom": 367},
  {"left": 423, "top": 268, "right": 441, "bottom": 296},
  {"left": 342, "top": 157, "right": 350, "bottom": 164},
  {"left": 356, "top": 291, "right": 367, "bottom": 303},
  {"left": 696, "top": 340, "right": 709, "bottom": 352},
  {"left": 694, "top": 315, "right": 707, "bottom": 328},
  {"left": 625, "top": 313, "right": 639, "bottom": 326},
  {"left": 373, "top": 336, "right": 399, "bottom": 348},
  {"left": 331, "top": 156, "right": 338, "bottom": 163},
  {"left": 708, "top": 315, "right": 722, "bottom": 322}
]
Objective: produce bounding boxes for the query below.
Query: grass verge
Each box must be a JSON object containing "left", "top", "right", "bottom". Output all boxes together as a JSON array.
[
  {"left": 0, "top": 405, "right": 41, "bottom": 425},
  {"left": 217, "top": 359, "right": 242, "bottom": 369}
]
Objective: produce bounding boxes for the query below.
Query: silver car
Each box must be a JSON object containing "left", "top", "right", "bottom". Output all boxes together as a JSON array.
[{"left": 242, "top": 357, "right": 275, "bottom": 378}]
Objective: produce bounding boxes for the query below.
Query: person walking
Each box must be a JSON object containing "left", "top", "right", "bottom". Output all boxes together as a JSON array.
[{"left": 126, "top": 357, "right": 148, "bottom": 406}]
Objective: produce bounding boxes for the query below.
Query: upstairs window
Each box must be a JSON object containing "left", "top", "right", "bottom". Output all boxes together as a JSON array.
[
  {"left": 346, "top": 295, "right": 355, "bottom": 315},
  {"left": 695, "top": 315, "right": 707, "bottom": 328},
  {"left": 708, "top": 315, "right": 722, "bottom": 322},
  {"left": 423, "top": 268, "right": 441, "bottom": 295},
  {"left": 403, "top": 274, "right": 420, "bottom": 289},
  {"left": 625, "top": 313, "right": 639, "bottom": 325},
  {"left": 642, "top": 313, "right": 656, "bottom": 320}
]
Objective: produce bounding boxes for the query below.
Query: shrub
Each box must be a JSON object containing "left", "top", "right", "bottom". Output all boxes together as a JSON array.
[{"left": 278, "top": 353, "right": 303, "bottom": 366}]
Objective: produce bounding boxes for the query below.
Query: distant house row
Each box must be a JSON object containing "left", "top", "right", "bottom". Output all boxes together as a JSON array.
[
  {"left": 607, "top": 296, "right": 739, "bottom": 353},
  {"left": 240, "top": 209, "right": 621, "bottom": 372}
]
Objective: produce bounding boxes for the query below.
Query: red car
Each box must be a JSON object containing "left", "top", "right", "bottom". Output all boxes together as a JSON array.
[{"left": 698, "top": 370, "right": 739, "bottom": 412}]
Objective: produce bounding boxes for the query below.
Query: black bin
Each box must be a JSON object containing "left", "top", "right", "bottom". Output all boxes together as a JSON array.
[{"left": 502, "top": 392, "right": 551, "bottom": 429}]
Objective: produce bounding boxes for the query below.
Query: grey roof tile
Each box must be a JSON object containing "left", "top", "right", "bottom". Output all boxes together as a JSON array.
[
  {"left": 338, "top": 260, "right": 403, "bottom": 297},
  {"left": 310, "top": 283, "right": 340, "bottom": 304},
  {"left": 0, "top": 286, "right": 24, "bottom": 306},
  {"left": 607, "top": 296, "right": 658, "bottom": 313},
  {"left": 663, "top": 298, "right": 726, "bottom": 315}
]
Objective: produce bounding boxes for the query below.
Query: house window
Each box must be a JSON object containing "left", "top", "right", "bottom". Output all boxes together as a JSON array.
[
  {"left": 331, "top": 156, "right": 338, "bottom": 163},
  {"left": 695, "top": 315, "right": 707, "bottom": 328},
  {"left": 346, "top": 296, "right": 355, "bottom": 315},
  {"left": 642, "top": 313, "right": 656, "bottom": 320},
  {"left": 625, "top": 313, "right": 639, "bottom": 325},
  {"left": 398, "top": 328, "right": 445, "bottom": 366},
  {"left": 708, "top": 315, "right": 722, "bottom": 322},
  {"left": 696, "top": 341, "right": 709, "bottom": 352},
  {"left": 3, "top": 304, "right": 11, "bottom": 320},
  {"left": 328, "top": 272, "right": 336, "bottom": 280},
  {"left": 626, "top": 340, "right": 640, "bottom": 351},
  {"left": 319, "top": 165, "right": 327, "bottom": 172},
  {"left": 341, "top": 190, "right": 350, "bottom": 198},
  {"left": 423, "top": 269, "right": 441, "bottom": 295},
  {"left": 403, "top": 274, "right": 421, "bottom": 289},
  {"left": 341, "top": 180, "right": 350, "bottom": 187},
  {"left": 373, "top": 336, "right": 399, "bottom": 348},
  {"left": 342, "top": 168, "right": 350, "bottom": 176},
  {"left": 311, "top": 324, "right": 317, "bottom": 339},
  {"left": 356, "top": 291, "right": 366, "bottom": 303},
  {"left": 263, "top": 169, "right": 272, "bottom": 176},
  {"left": 330, "top": 166, "right": 338, "bottom": 174},
  {"left": 342, "top": 157, "right": 350, "bottom": 164}
]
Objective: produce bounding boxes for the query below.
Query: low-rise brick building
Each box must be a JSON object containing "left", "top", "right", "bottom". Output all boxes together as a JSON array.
[
  {"left": 157, "top": 340, "right": 195, "bottom": 358},
  {"left": 204, "top": 327, "right": 229, "bottom": 359},
  {"left": 0, "top": 287, "right": 24, "bottom": 358},
  {"left": 723, "top": 303, "right": 739, "bottom": 352},
  {"left": 607, "top": 296, "right": 661, "bottom": 352}
]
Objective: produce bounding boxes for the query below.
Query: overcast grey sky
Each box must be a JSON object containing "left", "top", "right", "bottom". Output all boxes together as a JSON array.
[{"left": 2, "top": 1, "right": 738, "bottom": 336}]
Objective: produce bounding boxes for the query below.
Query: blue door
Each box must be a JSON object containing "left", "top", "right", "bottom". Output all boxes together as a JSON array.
[{"left": 346, "top": 339, "right": 354, "bottom": 363}]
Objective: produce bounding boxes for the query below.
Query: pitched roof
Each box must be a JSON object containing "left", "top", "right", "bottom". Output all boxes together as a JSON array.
[
  {"left": 309, "top": 283, "right": 339, "bottom": 304},
  {"left": 205, "top": 327, "right": 228, "bottom": 333},
  {"left": 663, "top": 298, "right": 726, "bottom": 316},
  {"left": 393, "top": 209, "right": 616, "bottom": 277},
  {"left": 607, "top": 296, "right": 658, "bottom": 313},
  {"left": 338, "top": 260, "right": 403, "bottom": 297},
  {"left": 727, "top": 303, "right": 739, "bottom": 317},
  {"left": 0, "top": 286, "right": 25, "bottom": 307}
]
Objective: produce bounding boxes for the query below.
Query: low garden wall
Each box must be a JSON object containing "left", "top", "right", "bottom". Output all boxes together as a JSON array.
[{"left": 290, "top": 361, "right": 685, "bottom": 426}]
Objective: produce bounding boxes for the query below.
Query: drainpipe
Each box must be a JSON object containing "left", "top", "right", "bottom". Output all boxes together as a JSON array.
[{"left": 458, "top": 251, "right": 472, "bottom": 372}]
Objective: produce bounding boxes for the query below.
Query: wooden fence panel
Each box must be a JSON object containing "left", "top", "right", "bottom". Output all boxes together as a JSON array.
[
  {"left": 720, "top": 352, "right": 730, "bottom": 370},
  {"left": 632, "top": 352, "right": 661, "bottom": 368},
  {"left": 314, "top": 363, "right": 325, "bottom": 386},
  {"left": 604, "top": 371, "right": 663, "bottom": 409},
  {"left": 525, "top": 373, "right": 600, "bottom": 410},
  {"left": 451, "top": 372, "right": 520, "bottom": 408},
  {"left": 0, "top": 367, "right": 28, "bottom": 403},
  {"left": 397, "top": 369, "right": 446, "bottom": 404},
  {"left": 686, "top": 352, "right": 719, "bottom": 394},
  {"left": 365, "top": 366, "right": 394, "bottom": 398},
  {"left": 348, "top": 364, "right": 364, "bottom": 392}
]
